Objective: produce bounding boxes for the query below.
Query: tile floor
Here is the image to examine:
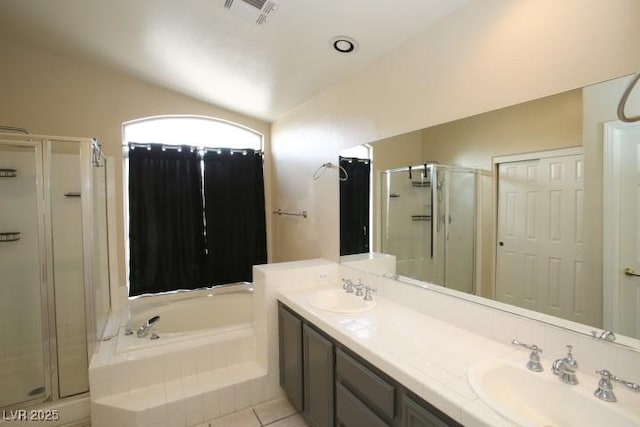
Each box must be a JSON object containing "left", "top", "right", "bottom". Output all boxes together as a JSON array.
[{"left": 197, "top": 397, "right": 309, "bottom": 427}]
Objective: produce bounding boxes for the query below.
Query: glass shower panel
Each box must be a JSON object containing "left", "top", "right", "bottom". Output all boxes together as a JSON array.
[
  {"left": 381, "top": 167, "right": 432, "bottom": 282},
  {"left": 50, "top": 142, "right": 89, "bottom": 397},
  {"left": 431, "top": 166, "right": 446, "bottom": 286},
  {"left": 441, "top": 167, "right": 476, "bottom": 293},
  {"left": 92, "top": 157, "right": 111, "bottom": 341},
  {"left": 381, "top": 164, "right": 476, "bottom": 291},
  {"left": 0, "top": 143, "right": 47, "bottom": 407}
]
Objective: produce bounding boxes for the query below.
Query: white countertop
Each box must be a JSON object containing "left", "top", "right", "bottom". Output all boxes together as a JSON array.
[{"left": 277, "top": 285, "right": 640, "bottom": 427}]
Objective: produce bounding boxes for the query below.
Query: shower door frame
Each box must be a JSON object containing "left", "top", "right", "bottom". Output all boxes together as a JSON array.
[
  {"left": 0, "top": 137, "right": 56, "bottom": 408},
  {"left": 380, "top": 164, "right": 433, "bottom": 282},
  {"left": 0, "top": 133, "right": 99, "bottom": 408},
  {"left": 379, "top": 163, "right": 478, "bottom": 291},
  {"left": 44, "top": 137, "right": 99, "bottom": 398},
  {"left": 429, "top": 164, "right": 479, "bottom": 294}
]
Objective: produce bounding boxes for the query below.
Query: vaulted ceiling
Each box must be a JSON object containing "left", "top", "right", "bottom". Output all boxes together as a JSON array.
[{"left": 0, "top": 0, "right": 469, "bottom": 121}]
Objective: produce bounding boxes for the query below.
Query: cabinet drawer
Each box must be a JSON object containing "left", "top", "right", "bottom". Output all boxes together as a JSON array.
[
  {"left": 336, "top": 382, "right": 390, "bottom": 427},
  {"left": 336, "top": 349, "right": 395, "bottom": 419},
  {"left": 402, "top": 393, "right": 452, "bottom": 427}
]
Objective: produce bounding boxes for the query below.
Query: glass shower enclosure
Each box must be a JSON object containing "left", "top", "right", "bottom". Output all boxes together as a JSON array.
[
  {"left": 0, "top": 132, "right": 111, "bottom": 410},
  {"left": 381, "top": 164, "right": 476, "bottom": 293}
]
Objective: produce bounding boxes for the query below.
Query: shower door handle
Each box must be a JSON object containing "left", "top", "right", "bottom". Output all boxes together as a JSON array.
[
  {"left": 623, "top": 267, "right": 640, "bottom": 277},
  {"left": 429, "top": 166, "right": 435, "bottom": 259}
]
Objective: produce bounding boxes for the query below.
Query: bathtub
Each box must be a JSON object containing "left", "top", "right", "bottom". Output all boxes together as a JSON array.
[
  {"left": 90, "top": 282, "right": 271, "bottom": 426},
  {"left": 116, "top": 283, "right": 255, "bottom": 353}
]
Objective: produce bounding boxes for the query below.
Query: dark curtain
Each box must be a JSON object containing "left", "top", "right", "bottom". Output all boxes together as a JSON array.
[
  {"left": 128, "top": 144, "right": 206, "bottom": 296},
  {"left": 340, "top": 156, "right": 370, "bottom": 256},
  {"left": 203, "top": 149, "right": 267, "bottom": 285}
]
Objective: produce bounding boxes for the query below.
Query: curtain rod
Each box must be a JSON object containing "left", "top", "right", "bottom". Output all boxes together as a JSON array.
[
  {"left": 340, "top": 156, "right": 370, "bottom": 164},
  {"left": 127, "top": 142, "right": 262, "bottom": 154}
]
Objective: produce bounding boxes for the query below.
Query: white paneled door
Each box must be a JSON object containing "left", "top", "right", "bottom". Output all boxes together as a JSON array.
[
  {"left": 496, "top": 152, "right": 589, "bottom": 325},
  {"left": 605, "top": 122, "right": 640, "bottom": 339}
]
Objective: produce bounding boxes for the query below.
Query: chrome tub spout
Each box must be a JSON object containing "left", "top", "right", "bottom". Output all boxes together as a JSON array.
[{"left": 137, "top": 315, "right": 160, "bottom": 338}]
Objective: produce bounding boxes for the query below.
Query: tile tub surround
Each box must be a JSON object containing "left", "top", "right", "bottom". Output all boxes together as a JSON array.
[
  {"left": 89, "top": 312, "right": 269, "bottom": 427},
  {"left": 260, "top": 260, "right": 640, "bottom": 427},
  {"left": 87, "top": 259, "right": 338, "bottom": 427}
]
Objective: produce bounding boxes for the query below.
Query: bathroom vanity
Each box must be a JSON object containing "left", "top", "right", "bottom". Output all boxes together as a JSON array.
[
  {"left": 266, "top": 266, "right": 640, "bottom": 427},
  {"left": 278, "top": 302, "right": 459, "bottom": 427}
]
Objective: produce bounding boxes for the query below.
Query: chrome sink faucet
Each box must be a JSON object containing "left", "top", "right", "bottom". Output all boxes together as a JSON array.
[
  {"left": 342, "top": 278, "right": 355, "bottom": 293},
  {"left": 591, "top": 329, "right": 616, "bottom": 342},
  {"left": 364, "top": 285, "right": 377, "bottom": 301},
  {"left": 511, "top": 339, "right": 543, "bottom": 372},
  {"left": 137, "top": 315, "right": 160, "bottom": 338},
  {"left": 594, "top": 369, "right": 640, "bottom": 402},
  {"left": 552, "top": 345, "right": 579, "bottom": 385},
  {"left": 355, "top": 279, "right": 365, "bottom": 297}
]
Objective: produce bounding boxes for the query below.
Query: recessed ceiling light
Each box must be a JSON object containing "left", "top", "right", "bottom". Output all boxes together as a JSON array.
[{"left": 330, "top": 36, "right": 358, "bottom": 55}]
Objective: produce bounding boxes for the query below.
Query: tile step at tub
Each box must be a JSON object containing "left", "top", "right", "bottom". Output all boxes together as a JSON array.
[{"left": 91, "top": 362, "right": 267, "bottom": 427}]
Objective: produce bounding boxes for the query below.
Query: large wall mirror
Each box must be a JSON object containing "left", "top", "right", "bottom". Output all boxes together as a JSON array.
[{"left": 339, "top": 74, "right": 640, "bottom": 350}]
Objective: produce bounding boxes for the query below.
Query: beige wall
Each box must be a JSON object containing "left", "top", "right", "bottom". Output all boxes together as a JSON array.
[
  {"left": 271, "top": 0, "right": 640, "bottom": 264},
  {"left": 0, "top": 36, "right": 272, "bottom": 289},
  {"left": 419, "top": 90, "right": 582, "bottom": 169}
]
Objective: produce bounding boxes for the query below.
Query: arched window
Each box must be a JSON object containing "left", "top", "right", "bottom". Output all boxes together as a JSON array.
[
  {"left": 123, "top": 116, "right": 262, "bottom": 150},
  {"left": 123, "top": 116, "right": 266, "bottom": 296}
]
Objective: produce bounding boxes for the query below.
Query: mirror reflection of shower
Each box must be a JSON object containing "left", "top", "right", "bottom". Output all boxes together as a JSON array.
[{"left": 381, "top": 164, "right": 477, "bottom": 292}]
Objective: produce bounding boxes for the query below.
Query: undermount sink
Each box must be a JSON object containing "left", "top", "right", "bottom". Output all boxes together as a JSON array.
[
  {"left": 468, "top": 359, "right": 638, "bottom": 427},
  {"left": 306, "top": 288, "right": 376, "bottom": 314}
]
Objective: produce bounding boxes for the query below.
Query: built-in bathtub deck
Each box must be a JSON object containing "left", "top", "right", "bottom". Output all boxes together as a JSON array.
[
  {"left": 92, "top": 361, "right": 267, "bottom": 427},
  {"left": 90, "top": 292, "right": 278, "bottom": 427}
]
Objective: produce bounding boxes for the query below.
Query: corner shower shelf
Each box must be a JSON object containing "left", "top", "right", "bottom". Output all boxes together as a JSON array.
[
  {"left": 411, "top": 215, "right": 431, "bottom": 222},
  {"left": 0, "top": 169, "right": 17, "bottom": 178},
  {"left": 0, "top": 232, "right": 21, "bottom": 242},
  {"left": 411, "top": 181, "right": 430, "bottom": 187}
]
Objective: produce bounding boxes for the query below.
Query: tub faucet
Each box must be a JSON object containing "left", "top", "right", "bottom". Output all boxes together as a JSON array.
[
  {"left": 137, "top": 315, "right": 160, "bottom": 338},
  {"left": 552, "top": 345, "right": 579, "bottom": 385}
]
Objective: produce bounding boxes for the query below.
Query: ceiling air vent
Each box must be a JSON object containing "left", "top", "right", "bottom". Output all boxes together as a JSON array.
[{"left": 223, "top": 0, "right": 281, "bottom": 25}]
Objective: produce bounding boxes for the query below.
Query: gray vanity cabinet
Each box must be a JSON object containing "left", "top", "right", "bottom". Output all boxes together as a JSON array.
[
  {"left": 279, "top": 303, "right": 335, "bottom": 427},
  {"left": 303, "top": 324, "right": 335, "bottom": 427},
  {"left": 401, "top": 393, "right": 451, "bottom": 427},
  {"left": 278, "top": 302, "right": 460, "bottom": 427},
  {"left": 278, "top": 303, "right": 304, "bottom": 411}
]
